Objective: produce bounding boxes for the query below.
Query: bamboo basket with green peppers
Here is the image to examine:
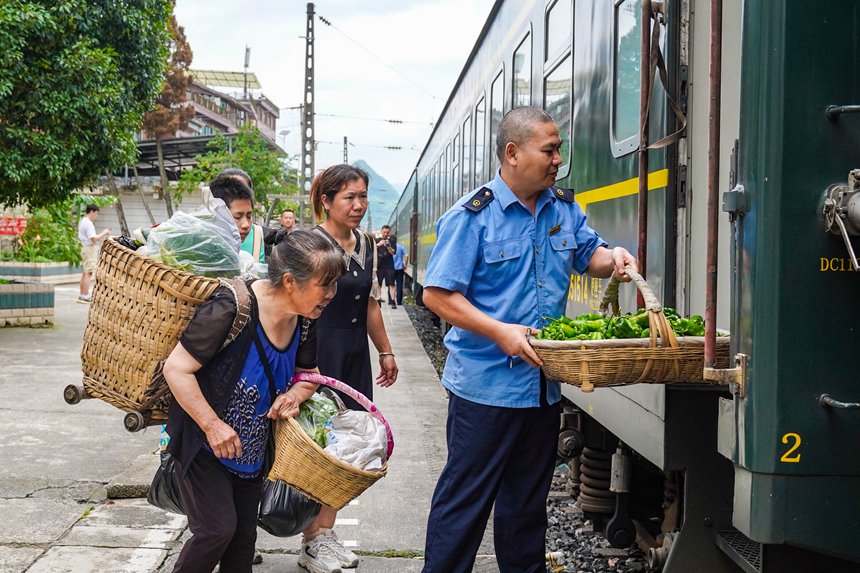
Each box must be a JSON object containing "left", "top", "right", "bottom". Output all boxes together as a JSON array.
[{"left": 528, "top": 267, "right": 730, "bottom": 392}]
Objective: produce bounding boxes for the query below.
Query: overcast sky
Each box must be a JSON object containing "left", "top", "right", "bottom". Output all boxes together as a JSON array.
[{"left": 174, "top": 0, "right": 496, "bottom": 191}]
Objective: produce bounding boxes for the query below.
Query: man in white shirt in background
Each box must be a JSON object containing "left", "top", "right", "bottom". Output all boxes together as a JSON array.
[{"left": 77, "top": 204, "right": 109, "bottom": 303}]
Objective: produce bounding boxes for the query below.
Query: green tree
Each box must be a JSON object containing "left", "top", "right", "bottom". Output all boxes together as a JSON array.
[
  {"left": 0, "top": 0, "right": 171, "bottom": 207},
  {"left": 178, "top": 125, "right": 291, "bottom": 213}
]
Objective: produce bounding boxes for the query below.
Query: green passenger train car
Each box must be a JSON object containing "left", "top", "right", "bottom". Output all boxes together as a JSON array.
[{"left": 388, "top": 1, "right": 860, "bottom": 570}]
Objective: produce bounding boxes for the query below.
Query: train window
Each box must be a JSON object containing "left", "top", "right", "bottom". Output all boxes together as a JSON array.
[
  {"left": 513, "top": 33, "right": 532, "bottom": 107},
  {"left": 451, "top": 134, "right": 460, "bottom": 200},
  {"left": 439, "top": 150, "right": 451, "bottom": 217},
  {"left": 475, "top": 97, "right": 486, "bottom": 184},
  {"left": 462, "top": 115, "right": 472, "bottom": 193},
  {"left": 490, "top": 70, "right": 505, "bottom": 176},
  {"left": 612, "top": 0, "right": 642, "bottom": 156},
  {"left": 544, "top": 53, "right": 572, "bottom": 180},
  {"left": 545, "top": 0, "right": 571, "bottom": 63}
]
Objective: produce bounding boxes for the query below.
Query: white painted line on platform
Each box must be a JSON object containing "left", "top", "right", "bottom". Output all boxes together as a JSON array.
[
  {"left": 342, "top": 540, "right": 358, "bottom": 547},
  {"left": 335, "top": 518, "right": 360, "bottom": 526}
]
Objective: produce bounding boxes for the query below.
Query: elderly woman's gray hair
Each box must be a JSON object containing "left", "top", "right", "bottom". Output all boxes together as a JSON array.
[{"left": 267, "top": 230, "right": 345, "bottom": 288}]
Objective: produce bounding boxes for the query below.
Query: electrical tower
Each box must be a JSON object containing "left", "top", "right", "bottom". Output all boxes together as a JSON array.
[
  {"left": 301, "top": 3, "right": 316, "bottom": 192},
  {"left": 343, "top": 136, "right": 348, "bottom": 163}
]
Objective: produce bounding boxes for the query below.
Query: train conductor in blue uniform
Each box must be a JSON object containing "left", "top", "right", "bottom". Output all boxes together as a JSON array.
[{"left": 421, "top": 106, "right": 637, "bottom": 573}]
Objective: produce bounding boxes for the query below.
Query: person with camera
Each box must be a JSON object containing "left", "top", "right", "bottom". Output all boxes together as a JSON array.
[{"left": 375, "top": 225, "right": 397, "bottom": 308}]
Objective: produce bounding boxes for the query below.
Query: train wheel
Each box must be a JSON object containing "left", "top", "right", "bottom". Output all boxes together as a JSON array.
[
  {"left": 124, "top": 411, "right": 146, "bottom": 433},
  {"left": 63, "top": 384, "right": 86, "bottom": 405}
]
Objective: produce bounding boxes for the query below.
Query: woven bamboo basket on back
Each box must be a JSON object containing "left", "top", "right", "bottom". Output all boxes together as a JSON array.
[
  {"left": 529, "top": 267, "right": 730, "bottom": 392},
  {"left": 78, "top": 238, "right": 220, "bottom": 427},
  {"left": 268, "top": 372, "right": 394, "bottom": 511}
]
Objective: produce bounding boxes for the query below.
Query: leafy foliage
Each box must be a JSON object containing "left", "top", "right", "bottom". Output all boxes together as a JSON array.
[
  {"left": 3, "top": 195, "right": 116, "bottom": 263},
  {"left": 0, "top": 0, "right": 172, "bottom": 207},
  {"left": 177, "top": 125, "right": 293, "bottom": 212}
]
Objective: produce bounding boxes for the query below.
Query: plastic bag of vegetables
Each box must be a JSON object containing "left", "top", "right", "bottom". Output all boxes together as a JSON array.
[{"left": 137, "top": 189, "right": 245, "bottom": 278}]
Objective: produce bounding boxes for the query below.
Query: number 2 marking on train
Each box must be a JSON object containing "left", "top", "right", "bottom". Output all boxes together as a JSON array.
[{"left": 780, "top": 433, "right": 802, "bottom": 463}]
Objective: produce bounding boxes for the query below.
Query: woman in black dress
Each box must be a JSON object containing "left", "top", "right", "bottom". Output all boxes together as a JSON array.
[{"left": 299, "top": 164, "right": 398, "bottom": 573}]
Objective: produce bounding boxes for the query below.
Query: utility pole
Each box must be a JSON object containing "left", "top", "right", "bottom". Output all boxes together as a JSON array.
[
  {"left": 343, "top": 136, "right": 348, "bottom": 163},
  {"left": 301, "top": 3, "right": 316, "bottom": 192},
  {"left": 243, "top": 46, "right": 251, "bottom": 100}
]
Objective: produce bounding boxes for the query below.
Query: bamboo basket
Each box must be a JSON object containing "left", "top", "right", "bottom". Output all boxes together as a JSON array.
[
  {"left": 77, "top": 238, "right": 221, "bottom": 429},
  {"left": 269, "top": 372, "right": 394, "bottom": 511},
  {"left": 529, "top": 267, "right": 730, "bottom": 392}
]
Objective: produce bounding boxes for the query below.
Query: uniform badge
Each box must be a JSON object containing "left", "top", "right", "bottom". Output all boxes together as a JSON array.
[
  {"left": 464, "top": 187, "right": 494, "bottom": 213},
  {"left": 549, "top": 224, "right": 561, "bottom": 236}
]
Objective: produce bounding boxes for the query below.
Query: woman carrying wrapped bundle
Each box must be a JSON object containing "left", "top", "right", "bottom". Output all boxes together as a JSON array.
[{"left": 162, "top": 231, "right": 345, "bottom": 573}]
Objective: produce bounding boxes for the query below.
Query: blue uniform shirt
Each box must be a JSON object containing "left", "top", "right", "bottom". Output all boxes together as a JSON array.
[
  {"left": 393, "top": 244, "right": 407, "bottom": 270},
  {"left": 425, "top": 172, "right": 607, "bottom": 408}
]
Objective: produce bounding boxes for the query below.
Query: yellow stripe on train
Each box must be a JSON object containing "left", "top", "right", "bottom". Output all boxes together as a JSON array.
[{"left": 415, "top": 169, "right": 669, "bottom": 245}]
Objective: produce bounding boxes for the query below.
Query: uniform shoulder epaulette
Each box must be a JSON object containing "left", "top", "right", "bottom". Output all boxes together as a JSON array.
[
  {"left": 464, "top": 187, "right": 495, "bottom": 212},
  {"left": 551, "top": 186, "right": 575, "bottom": 203}
]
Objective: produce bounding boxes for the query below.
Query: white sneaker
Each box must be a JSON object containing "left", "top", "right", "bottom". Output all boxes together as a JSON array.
[
  {"left": 298, "top": 534, "right": 343, "bottom": 573},
  {"left": 321, "top": 529, "right": 359, "bottom": 568}
]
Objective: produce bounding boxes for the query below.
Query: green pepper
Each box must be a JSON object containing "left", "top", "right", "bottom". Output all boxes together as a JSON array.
[
  {"left": 588, "top": 331, "right": 605, "bottom": 340},
  {"left": 632, "top": 311, "right": 651, "bottom": 329},
  {"left": 559, "top": 323, "right": 579, "bottom": 338},
  {"left": 640, "top": 328, "right": 651, "bottom": 338},
  {"left": 575, "top": 313, "right": 603, "bottom": 321},
  {"left": 663, "top": 307, "right": 679, "bottom": 318},
  {"left": 610, "top": 317, "right": 642, "bottom": 339},
  {"left": 583, "top": 319, "right": 606, "bottom": 332}
]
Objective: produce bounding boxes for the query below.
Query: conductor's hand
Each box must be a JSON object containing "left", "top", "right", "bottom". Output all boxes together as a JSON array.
[
  {"left": 267, "top": 392, "right": 301, "bottom": 420},
  {"left": 611, "top": 247, "right": 637, "bottom": 283},
  {"left": 496, "top": 322, "right": 543, "bottom": 368},
  {"left": 205, "top": 420, "right": 243, "bottom": 460}
]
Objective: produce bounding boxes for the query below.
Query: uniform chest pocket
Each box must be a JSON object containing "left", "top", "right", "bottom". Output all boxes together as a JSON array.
[
  {"left": 483, "top": 238, "right": 523, "bottom": 264},
  {"left": 549, "top": 232, "right": 577, "bottom": 253}
]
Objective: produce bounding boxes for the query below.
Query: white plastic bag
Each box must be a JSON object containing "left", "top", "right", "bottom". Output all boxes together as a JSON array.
[
  {"left": 137, "top": 188, "right": 243, "bottom": 277},
  {"left": 323, "top": 410, "right": 388, "bottom": 471}
]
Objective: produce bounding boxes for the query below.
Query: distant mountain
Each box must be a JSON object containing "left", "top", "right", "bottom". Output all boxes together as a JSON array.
[{"left": 354, "top": 159, "right": 401, "bottom": 232}]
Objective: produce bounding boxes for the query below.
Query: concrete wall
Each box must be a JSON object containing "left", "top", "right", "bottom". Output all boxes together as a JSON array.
[{"left": 0, "top": 282, "right": 54, "bottom": 327}]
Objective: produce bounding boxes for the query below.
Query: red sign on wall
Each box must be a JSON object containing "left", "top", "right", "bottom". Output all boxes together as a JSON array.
[{"left": 0, "top": 217, "right": 27, "bottom": 235}]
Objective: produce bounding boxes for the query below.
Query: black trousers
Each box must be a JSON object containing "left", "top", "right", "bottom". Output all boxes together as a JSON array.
[
  {"left": 394, "top": 269, "right": 405, "bottom": 304},
  {"left": 173, "top": 451, "right": 263, "bottom": 573},
  {"left": 423, "top": 390, "right": 560, "bottom": 573}
]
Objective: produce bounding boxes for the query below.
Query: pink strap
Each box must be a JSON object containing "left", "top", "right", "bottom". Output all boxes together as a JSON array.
[{"left": 292, "top": 372, "right": 394, "bottom": 458}]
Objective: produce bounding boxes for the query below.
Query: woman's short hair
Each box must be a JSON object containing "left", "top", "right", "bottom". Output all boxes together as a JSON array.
[
  {"left": 268, "top": 229, "right": 345, "bottom": 289},
  {"left": 309, "top": 164, "right": 369, "bottom": 221}
]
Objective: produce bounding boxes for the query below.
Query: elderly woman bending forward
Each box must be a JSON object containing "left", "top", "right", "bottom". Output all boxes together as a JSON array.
[{"left": 163, "top": 230, "right": 345, "bottom": 573}]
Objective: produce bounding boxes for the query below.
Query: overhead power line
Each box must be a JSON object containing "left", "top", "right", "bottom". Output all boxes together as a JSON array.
[
  {"left": 316, "top": 13, "right": 440, "bottom": 101},
  {"left": 317, "top": 140, "right": 421, "bottom": 152},
  {"left": 316, "top": 112, "right": 434, "bottom": 126}
]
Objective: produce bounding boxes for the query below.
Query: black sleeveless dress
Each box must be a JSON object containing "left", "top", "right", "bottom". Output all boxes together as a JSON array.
[{"left": 314, "top": 227, "right": 374, "bottom": 410}]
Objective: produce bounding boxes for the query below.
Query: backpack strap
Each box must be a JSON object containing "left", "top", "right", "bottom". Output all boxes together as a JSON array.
[
  {"left": 251, "top": 224, "right": 264, "bottom": 262},
  {"left": 218, "top": 278, "right": 253, "bottom": 349}
]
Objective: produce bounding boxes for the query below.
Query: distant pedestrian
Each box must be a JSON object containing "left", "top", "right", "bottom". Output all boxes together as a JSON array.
[
  {"left": 375, "top": 225, "right": 397, "bottom": 308},
  {"left": 280, "top": 208, "right": 298, "bottom": 234},
  {"left": 77, "top": 205, "right": 109, "bottom": 303},
  {"left": 392, "top": 237, "right": 407, "bottom": 305},
  {"left": 421, "top": 106, "right": 637, "bottom": 573}
]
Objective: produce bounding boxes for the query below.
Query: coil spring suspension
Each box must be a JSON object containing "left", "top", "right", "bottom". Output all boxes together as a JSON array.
[{"left": 576, "top": 447, "right": 616, "bottom": 515}]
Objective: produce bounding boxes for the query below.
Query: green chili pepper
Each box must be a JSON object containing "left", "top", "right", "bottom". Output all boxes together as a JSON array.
[
  {"left": 632, "top": 311, "right": 650, "bottom": 329},
  {"left": 575, "top": 313, "right": 603, "bottom": 321},
  {"left": 641, "top": 328, "right": 651, "bottom": 338},
  {"left": 588, "top": 331, "right": 605, "bottom": 340},
  {"left": 610, "top": 317, "right": 642, "bottom": 339}
]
